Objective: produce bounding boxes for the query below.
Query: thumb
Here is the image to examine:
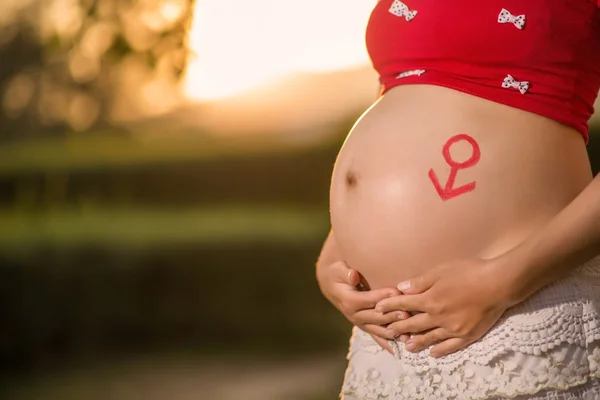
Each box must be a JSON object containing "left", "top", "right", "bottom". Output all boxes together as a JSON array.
[
  {"left": 347, "top": 269, "right": 361, "bottom": 287},
  {"left": 331, "top": 261, "right": 360, "bottom": 286},
  {"left": 397, "top": 271, "right": 436, "bottom": 294}
]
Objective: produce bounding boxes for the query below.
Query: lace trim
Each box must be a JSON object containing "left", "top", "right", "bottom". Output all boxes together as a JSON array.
[
  {"left": 343, "top": 345, "right": 600, "bottom": 400},
  {"left": 384, "top": 258, "right": 600, "bottom": 372},
  {"left": 341, "top": 257, "right": 600, "bottom": 399}
]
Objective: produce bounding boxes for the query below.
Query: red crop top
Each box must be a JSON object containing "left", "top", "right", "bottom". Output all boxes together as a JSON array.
[{"left": 366, "top": 0, "right": 600, "bottom": 143}]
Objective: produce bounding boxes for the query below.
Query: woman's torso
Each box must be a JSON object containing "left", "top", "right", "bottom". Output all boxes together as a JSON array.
[{"left": 330, "top": 84, "right": 593, "bottom": 289}]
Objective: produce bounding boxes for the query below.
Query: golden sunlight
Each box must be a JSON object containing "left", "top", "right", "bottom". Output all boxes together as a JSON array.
[{"left": 183, "top": 0, "right": 375, "bottom": 100}]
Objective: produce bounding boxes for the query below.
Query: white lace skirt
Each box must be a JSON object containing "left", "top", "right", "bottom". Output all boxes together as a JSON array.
[{"left": 341, "top": 257, "right": 600, "bottom": 400}]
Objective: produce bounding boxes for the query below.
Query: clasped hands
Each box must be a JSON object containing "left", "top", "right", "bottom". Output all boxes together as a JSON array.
[{"left": 322, "top": 257, "right": 515, "bottom": 358}]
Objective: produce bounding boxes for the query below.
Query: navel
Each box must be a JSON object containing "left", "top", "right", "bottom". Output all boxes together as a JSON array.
[{"left": 346, "top": 171, "right": 359, "bottom": 188}]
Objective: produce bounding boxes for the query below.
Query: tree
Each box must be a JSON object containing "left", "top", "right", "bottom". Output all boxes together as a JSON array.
[{"left": 0, "top": 0, "right": 196, "bottom": 139}]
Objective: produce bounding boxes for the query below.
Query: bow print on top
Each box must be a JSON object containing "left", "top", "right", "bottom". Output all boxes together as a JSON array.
[
  {"left": 502, "top": 74, "right": 530, "bottom": 94},
  {"left": 397, "top": 69, "right": 426, "bottom": 79},
  {"left": 389, "top": 0, "right": 418, "bottom": 21},
  {"left": 498, "top": 8, "right": 526, "bottom": 29}
]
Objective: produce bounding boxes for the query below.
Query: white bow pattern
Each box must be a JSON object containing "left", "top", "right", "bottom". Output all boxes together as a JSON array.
[
  {"left": 389, "top": 0, "right": 418, "bottom": 21},
  {"left": 498, "top": 8, "right": 526, "bottom": 29},
  {"left": 502, "top": 74, "right": 529, "bottom": 94},
  {"left": 397, "top": 69, "right": 426, "bottom": 79}
]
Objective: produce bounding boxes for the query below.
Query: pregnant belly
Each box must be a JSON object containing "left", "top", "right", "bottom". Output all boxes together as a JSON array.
[{"left": 329, "top": 85, "right": 592, "bottom": 290}]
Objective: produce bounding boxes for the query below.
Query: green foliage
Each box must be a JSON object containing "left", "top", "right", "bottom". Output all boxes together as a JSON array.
[{"left": 0, "top": 0, "right": 196, "bottom": 136}]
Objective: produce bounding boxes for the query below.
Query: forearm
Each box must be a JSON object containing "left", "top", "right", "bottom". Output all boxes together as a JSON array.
[{"left": 501, "top": 173, "right": 600, "bottom": 306}]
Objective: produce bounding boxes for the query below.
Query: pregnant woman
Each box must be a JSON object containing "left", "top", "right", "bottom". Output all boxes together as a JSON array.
[{"left": 316, "top": 1, "right": 600, "bottom": 399}]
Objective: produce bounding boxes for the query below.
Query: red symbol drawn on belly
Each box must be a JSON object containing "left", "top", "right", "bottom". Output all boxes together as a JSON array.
[{"left": 428, "top": 134, "right": 481, "bottom": 201}]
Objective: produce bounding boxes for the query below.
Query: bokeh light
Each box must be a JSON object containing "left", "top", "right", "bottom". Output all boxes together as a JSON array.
[{"left": 183, "top": 0, "right": 375, "bottom": 100}]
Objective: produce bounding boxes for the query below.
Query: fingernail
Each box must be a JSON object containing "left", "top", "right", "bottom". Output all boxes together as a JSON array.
[
  {"left": 386, "top": 329, "right": 397, "bottom": 338},
  {"left": 396, "top": 312, "right": 406, "bottom": 320},
  {"left": 347, "top": 271, "right": 353, "bottom": 282},
  {"left": 406, "top": 341, "right": 416, "bottom": 352},
  {"left": 397, "top": 281, "right": 411, "bottom": 292}
]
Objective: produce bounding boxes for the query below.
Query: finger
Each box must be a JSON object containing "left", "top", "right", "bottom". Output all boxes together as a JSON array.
[
  {"left": 328, "top": 261, "right": 353, "bottom": 283},
  {"left": 353, "top": 309, "right": 408, "bottom": 326},
  {"left": 347, "top": 269, "right": 361, "bottom": 287},
  {"left": 370, "top": 333, "right": 394, "bottom": 355},
  {"left": 429, "top": 338, "right": 468, "bottom": 358},
  {"left": 375, "top": 293, "right": 426, "bottom": 313},
  {"left": 397, "top": 270, "right": 438, "bottom": 294},
  {"left": 387, "top": 313, "right": 436, "bottom": 336},
  {"left": 345, "top": 287, "right": 401, "bottom": 311},
  {"left": 405, "top": 328, "right": 451, "bottom": 352},
  {"left": 400, "top": 334, "right": 410, "bottom": 344},
  {"left": 360, "top": 324, "right": 401, "bottom": 340}
]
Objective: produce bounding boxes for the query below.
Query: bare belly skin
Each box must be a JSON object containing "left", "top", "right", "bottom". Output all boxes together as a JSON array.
[{"left": 329, "top": 84, "right": 593, "bottom": 290}]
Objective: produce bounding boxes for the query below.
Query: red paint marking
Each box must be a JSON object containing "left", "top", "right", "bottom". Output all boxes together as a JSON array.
[{"left": 428, "top": 134, "right": 481, "bottom": 201}]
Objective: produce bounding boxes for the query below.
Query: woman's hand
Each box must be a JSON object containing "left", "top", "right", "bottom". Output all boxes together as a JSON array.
[
  {"left": 375, "top": 257, "right": 513, "bottom": 358},
  {"left": 317, "top": 260, "right": 410, "bottom": 353}
]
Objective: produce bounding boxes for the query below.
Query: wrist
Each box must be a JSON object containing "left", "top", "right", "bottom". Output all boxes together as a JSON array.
[
  {"left": 486, "top": 243, "right": 543, "bottom": 309},
  {"left": 488, "top": 234, "right": 576, "bottom": 309}
]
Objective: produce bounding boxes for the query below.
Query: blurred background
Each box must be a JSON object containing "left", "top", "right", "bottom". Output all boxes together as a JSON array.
[{"left": 0, "top": 1, "right": 598, "bottom": 400}]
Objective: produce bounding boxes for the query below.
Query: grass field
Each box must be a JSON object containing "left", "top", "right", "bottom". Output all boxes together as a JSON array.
[{"left": 0, "top": 206, "right": 328, "bottom": 250}]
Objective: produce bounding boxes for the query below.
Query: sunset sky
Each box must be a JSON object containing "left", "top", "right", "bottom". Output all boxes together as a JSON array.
[
  {"left": 176, "top": 0, "right": 381, "bottom": 137},
  {"left": 183, "top": 0, "right": 376, "bottom": 101},
  {"left": 176, "top": 0, "right": 597, "bottom": 135}
]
